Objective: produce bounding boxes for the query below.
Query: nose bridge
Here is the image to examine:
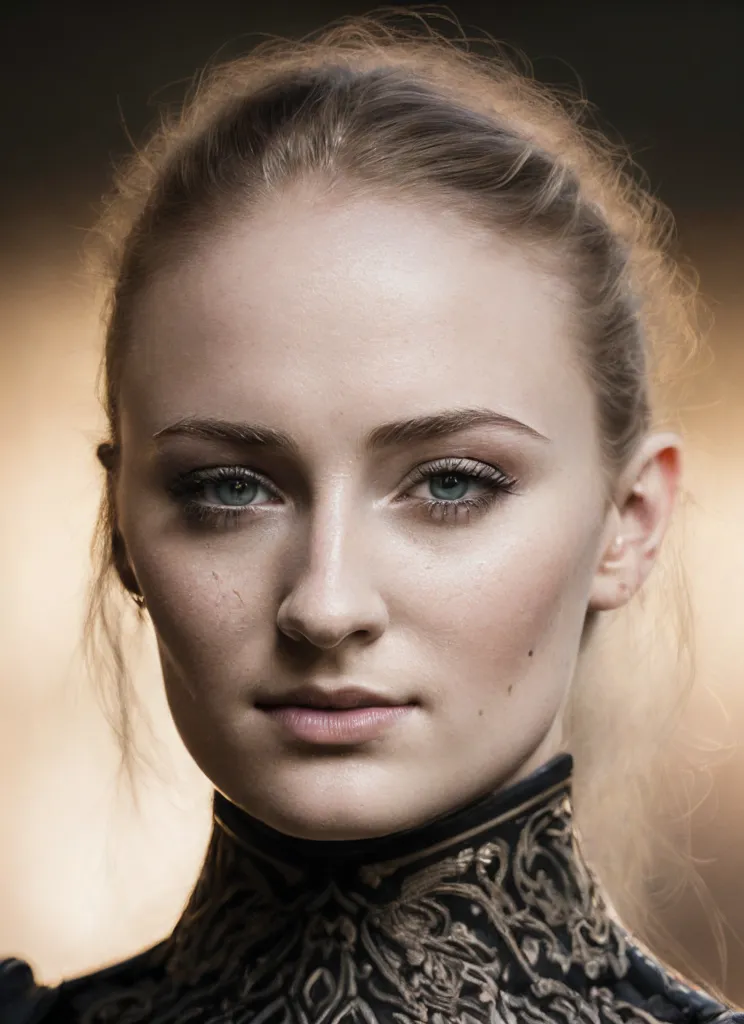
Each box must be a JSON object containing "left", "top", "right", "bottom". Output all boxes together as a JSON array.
[
  {"left": 276, "top": 475, "right": 386, "bottom": 648},
  {"left": 306, "top": 478, "right": 363, "bottom": 583}
]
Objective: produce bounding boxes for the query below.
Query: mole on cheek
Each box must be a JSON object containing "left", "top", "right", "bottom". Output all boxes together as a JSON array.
[
  {"left": 528, "top": 649, "right": 534, "bottom": 657},
  {"left": 507, "top": 684, "right": 513, "bottom": 695}
]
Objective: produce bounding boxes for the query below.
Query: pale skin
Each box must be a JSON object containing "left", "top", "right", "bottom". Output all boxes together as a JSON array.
[{"left": 113, "top": 184, "right": 681, "bottom": 840}]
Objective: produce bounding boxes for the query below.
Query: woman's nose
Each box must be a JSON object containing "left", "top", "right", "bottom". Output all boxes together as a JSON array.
[{"left": 275, "top": 503, "right": 388, "bottom": 650}]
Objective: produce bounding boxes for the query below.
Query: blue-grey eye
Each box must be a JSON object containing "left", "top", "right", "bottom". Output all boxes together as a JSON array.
[
  {"left": 207, "top": 479, "right": 260, "bottom": 506},
  {"left": 428, "top": 474, "right": 470, "bottom": 501}
]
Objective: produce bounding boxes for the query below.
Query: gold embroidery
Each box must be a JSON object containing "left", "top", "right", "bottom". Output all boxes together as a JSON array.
[{"left": 75, "top": 774, "right": 723, "bottom": 1024}]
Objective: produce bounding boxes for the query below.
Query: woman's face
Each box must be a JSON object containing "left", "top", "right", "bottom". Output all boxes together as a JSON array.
[{"left": 117, "top": 186, "right": 615, "bottom": 839}]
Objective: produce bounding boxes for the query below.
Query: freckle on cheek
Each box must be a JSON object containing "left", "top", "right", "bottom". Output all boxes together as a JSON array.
[{"left": 508, "top": 684, "right": 513, "bottom": 695}]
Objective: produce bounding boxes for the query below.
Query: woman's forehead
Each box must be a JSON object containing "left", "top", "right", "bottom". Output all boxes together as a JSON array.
[{"left": 122, "top": 191, "right": 592, "bottom": 447}]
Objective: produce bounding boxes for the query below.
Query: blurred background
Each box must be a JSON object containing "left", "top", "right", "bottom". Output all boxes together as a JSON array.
[{"left": 1, "top": 0, "right": 743, "bottom": 1001}]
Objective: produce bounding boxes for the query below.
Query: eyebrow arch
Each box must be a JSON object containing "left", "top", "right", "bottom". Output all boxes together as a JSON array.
[{"left": 151, "top": 407, "right": 549, "bottom": 454}]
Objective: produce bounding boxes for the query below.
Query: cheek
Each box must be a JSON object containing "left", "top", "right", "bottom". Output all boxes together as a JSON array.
[
  {"left": 118, "top": 490, "right": 276, "bottom": 690},
  {"left": 133, "top": 545, "right": 275, "bottom": 679},
  {"left": 413, "top": 550, "right": 564, "bottom": 643},
  {"left": 397, "top": 514, "right": 599, "bottom": 710}
]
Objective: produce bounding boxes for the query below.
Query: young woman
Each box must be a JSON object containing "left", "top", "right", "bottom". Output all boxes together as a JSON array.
[{"left": 2, "top": 14, "right": 741, "bottom": 1024}]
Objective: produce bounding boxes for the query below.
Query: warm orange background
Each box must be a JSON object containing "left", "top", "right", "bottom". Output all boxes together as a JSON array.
[{"left": 0, "top": 0, "right": 742, "bottom": 1004}]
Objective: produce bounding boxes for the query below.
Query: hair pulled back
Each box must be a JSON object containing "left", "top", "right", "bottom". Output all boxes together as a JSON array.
[{"left": 84, "top": 10, "right": 707, "bottom": 973}]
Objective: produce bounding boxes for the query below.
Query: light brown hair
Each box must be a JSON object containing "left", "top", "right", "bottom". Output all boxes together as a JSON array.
[{"left": 83, "top": 10, "right": 718, "bottom": 986}]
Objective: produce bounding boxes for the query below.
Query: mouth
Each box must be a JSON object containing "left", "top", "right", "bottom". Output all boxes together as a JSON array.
[
  {"left": 255, "top": 686, "right": 417, "bottom": 745},
  {"left": 255, "top": 686, "right": 413, "bottom": 711},
  {"left": 257, "top": 704, "right": 419, "bottom": 745}
]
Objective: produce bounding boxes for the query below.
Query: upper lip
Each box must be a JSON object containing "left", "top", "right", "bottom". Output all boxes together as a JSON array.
[{"left": 256, "top": 685, "right": 411, "bottom": 710}]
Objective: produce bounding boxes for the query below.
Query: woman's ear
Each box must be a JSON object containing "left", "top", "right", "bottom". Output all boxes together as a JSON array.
[
  {"left": 589, "top": 432, "right": 683, "bottom": 612},
  {"left": 112, "top": 528, "right": 143, "bottom": 601},
  {"left": 98, "top": 440, "right": 145, "bottom": 605}
]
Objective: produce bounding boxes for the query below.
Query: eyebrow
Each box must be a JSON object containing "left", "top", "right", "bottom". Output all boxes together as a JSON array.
[{"left": 151, "top": 407, "right": 549, "bottom": 454}]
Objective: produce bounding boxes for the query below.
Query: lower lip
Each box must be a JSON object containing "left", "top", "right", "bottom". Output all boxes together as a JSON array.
[{"left": 259, "top": 704, "right": 415, "bottom": 744}]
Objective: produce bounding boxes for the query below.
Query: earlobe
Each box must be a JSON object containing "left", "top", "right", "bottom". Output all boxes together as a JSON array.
[
  {"left": 100, "top": 442, "right": 145, "bottom": 607},
  {"left": 589, "top": 529, "right": 635, "bottom": 612},
  {"left": 111, "top": 528, "right": 144, "bottom": 603},
  {"left": 96, "top": 441, "right": 118, "bottom": 471},
  {"left": 588, "top": 432, "right": 682, "bottom": 613}
]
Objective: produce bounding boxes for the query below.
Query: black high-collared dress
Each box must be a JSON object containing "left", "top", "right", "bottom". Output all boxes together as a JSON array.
[{"left": 2, "top": 754, "right": 741, "bottom": 1023}]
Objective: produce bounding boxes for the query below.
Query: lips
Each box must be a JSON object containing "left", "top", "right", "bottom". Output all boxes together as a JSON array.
[
  {"left": 255, "top": 686, "right": 409, "bottom": 711},
  {"left": 256, "top": 687, "right": 417, "bottom": 745}
]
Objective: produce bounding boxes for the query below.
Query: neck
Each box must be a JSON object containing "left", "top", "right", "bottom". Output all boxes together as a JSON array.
[{"left": 156, "top": 753, "right": 637, "bottom": 1019}]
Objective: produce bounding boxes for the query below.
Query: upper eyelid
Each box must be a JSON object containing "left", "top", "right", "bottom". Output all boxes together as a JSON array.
[{"left": 184, "top": 457, "right": 502, "bottom": 492}]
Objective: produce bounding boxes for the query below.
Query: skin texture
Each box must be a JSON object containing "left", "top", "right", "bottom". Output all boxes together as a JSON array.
[{"left": 115, "top": 184, "right": 681, "bottom": 839}]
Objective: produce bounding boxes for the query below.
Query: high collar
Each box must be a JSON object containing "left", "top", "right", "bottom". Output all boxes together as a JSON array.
[
  {"left": 156, "top": 752, "right": 643, "bottom": 1021},
  {"left": 211, "top": 751, "right": 574, "bottom": 873},
  {"left": 48, "top": 751, "right": 737, "bottom": 1023}
]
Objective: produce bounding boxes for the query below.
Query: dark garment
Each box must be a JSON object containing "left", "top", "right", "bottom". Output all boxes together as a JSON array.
[{"left": 2, "top": 753, "right": 742, "bottom": 1023}]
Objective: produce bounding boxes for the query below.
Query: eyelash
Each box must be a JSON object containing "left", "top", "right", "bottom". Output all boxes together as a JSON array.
[{"left": 167, "top": 457, "right": 518, "bottom": 529}]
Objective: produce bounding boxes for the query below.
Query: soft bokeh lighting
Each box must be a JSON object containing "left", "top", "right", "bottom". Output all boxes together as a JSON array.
[{"left": 0, "top": 215, "right": 742, "bottom": 998}]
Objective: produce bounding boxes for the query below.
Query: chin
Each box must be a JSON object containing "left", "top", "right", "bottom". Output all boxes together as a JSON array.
[{"left": 242, "top": 765, "right": 441, "bottom": 841}]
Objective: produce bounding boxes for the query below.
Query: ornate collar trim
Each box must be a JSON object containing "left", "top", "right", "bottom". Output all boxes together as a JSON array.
[{"left": 212, "top": 751, "right": 574, "bottom": 870}]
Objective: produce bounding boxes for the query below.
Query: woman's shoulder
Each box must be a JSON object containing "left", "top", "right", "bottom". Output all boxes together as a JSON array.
[
  {"left": 622, "top": 942, "right": 744, "bottom": 1024},
  {"left": 0, "top": 958, "right": 58, "bottom": 1024},
  {"left": 3, "top": 941, "right": 744, "bottom": 1024},
  {"left": 0, "top": 942, "right": 167, "bottom": 1024}
]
